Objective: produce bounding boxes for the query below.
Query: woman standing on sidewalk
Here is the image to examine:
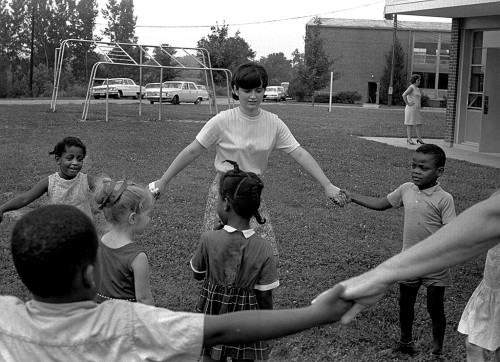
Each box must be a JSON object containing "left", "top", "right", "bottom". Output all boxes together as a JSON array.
[{"left": 403, "top": 74, "right": 425, "bottom": 145}]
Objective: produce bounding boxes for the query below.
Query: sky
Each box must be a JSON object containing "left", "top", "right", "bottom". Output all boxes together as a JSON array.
[{"left": 95, "top": 0, "right": 451, "bottom": 59}]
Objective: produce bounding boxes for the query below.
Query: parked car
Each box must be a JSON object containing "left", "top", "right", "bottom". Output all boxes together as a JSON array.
[
  {"left": 92, "top": 78, "right": 143, "bottom": 99},
  {"left": 144, "top": 82, "right": 168, "bottom": 104},
  {"left": 195, "top": 85, "right": 210, "bottom": 101},
  {"left": 264, "top": 86, "right": 286, "bottom": 102},
  {"left": 146, "top": 81, "right": 204, "bottom": 104}
]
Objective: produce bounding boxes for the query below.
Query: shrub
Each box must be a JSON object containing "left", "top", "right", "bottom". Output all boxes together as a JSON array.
[
  {"left": 312, "top": 91, "right": 362, "bottom": 104},
  {"left": 332, "top": 91, "right": 362, "bottom": 104},
  {"left": 421, "top": 93, "right": 430, "bottom": 108}
]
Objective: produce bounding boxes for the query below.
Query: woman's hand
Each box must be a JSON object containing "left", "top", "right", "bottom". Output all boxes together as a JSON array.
[
  {"left": 338, "top": 270, "right": 390, "bottom": 324},
  {"left": 324, "top": 183, "right": 347, "bottom": 206}
]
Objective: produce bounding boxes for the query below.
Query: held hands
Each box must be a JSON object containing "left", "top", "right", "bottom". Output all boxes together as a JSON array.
[
  {"left": 310, "top": 284, "right": 353, "bottom": 324},
  {"left": 148, "top": 180, "right": 167, "bottom": 199},
  {"left": 339, "top": 189, "right": 352, "bottom": 204},
  {"left": 324, "top": 183, "right": 347, "bottom": 206},
  {"left": 337, "top": 270, "right": 390, "bottom": 324}
]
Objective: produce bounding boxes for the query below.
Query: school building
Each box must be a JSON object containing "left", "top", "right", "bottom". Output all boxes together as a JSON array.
[
  {"left": 384, "top": 0, "right": 500, "bottom": 153},
  {"left": 306, "top": 18, "right": 451, "bottom": 105}
]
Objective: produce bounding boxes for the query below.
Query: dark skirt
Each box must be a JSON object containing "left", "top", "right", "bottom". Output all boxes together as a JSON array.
[{"left": 196, "top": 279, "right": 270, "bottom": 361}]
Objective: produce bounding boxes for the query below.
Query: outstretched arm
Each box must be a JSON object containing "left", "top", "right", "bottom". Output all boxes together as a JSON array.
[
  {"left": 152, "top": 140, "right": 207, "bottom": 196},
  {"left": 339, "top": 192, "right": 500, "bottom": 324},
  {"left": 203, "top": 284, "right": 351, "bottom": 347},
  {"left": 288, "top": 146, "right": 345, "bottom": 205},
  {"left": 0, "top": 177, "right": 48, "bottom": 223},
  {"left": 341, "top": 189, "right": 392, "bottom": 211}
]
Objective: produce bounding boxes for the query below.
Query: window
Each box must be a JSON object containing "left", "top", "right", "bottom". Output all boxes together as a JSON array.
[{"left": 468, "top": 31, "right": 485, "bottom": 111}]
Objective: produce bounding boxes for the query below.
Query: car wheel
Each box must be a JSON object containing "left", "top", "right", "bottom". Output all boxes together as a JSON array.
[
  {"left": 134, "top": 92, "right": 140, "bottom": 99},
  {"left": 115, "top": 91, "right": 122, "bottom": 99},
  {"left": 94, "top": 95, "right": 100, "bottom": 100},
  {"left": 194, "top": 97, "right": 202, "bottom": 105},
  {"left": 171, "top": 95, "right": 179, "bottom": 105},
  {"left": 150, "top": 100, "right": 154, "bottom": 104}
]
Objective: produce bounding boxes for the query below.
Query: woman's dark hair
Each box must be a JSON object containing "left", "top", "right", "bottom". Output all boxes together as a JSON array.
[
  {"left": 410, "top": 74, "right": 421, "bottom": 84},
  {"left": 231, "top": 62, "right": 269, "bottom": 100},
  {"left": 219, "top": 160, "right": 266, "bottom": 224},
  {"left": 49, "top": 136, "right": 87, "bottom": 157}
]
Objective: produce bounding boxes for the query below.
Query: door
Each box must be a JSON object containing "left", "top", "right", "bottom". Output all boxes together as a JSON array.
[{"left": 479, "top": 48, "right": 500, "bottom": 153}]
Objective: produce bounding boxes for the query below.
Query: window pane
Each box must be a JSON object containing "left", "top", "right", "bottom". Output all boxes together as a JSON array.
[
  {"left": 468, "top": 94, "right": 483, "bottom": 109},
  {"left": 473, "top": 31, "right": 483, "bottom": 47},
  {"left": 438, "top": 73, "right": 448, "bottom": 89},
  {"left": 470, "top": 66, "right": 485, "bottom": 93}
]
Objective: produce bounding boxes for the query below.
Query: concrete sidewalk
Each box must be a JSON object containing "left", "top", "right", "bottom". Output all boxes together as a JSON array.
[{"left": 361, "top": 137, "right": 500, "bottom": 169}]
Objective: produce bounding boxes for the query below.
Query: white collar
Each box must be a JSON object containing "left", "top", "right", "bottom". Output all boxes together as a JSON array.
[{"left": 223, "top": 225, "right": 255, "bottom": 239}]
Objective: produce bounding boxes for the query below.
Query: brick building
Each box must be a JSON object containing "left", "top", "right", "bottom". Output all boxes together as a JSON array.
[
  {"left": 385, "top": 0, "right": 500, "bottom": 153},
  {"left": 306, "top": 18, "right": 451, "bottom": 104}
]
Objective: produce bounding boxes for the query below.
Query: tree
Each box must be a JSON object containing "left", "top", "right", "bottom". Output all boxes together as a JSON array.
[
  {"left": 380, "top": 36, "right": 407, "bottom": 105},
  {"left": 258, "top": 52, "right": 292, "bottom": 85},
  {"left": 289, "top": 17, "right": 338, "bottom": 102},
  {"left": 102, "top": 0, "right": 137, "bottom": 43},
  {"left": 70, "top": 0, "right": 100, "bottom": 82},
  {"left": 197, "top": 24, "right": 255, "bottom": 85}
]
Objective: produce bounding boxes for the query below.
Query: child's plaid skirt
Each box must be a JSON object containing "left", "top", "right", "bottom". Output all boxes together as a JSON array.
[{"left": 196, "top": 279, "right": 270, "bottom": 361}]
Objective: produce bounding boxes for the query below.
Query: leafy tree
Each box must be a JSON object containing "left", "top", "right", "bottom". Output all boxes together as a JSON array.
[
  {"left": 258, "top": 52, "right": 292, "bottom": 85},
  {"left": 380, "top": 36, "right": 407, "bottom": 105},
  {"left": 36, "top": 0, "right": 78, "bottom": 69},
  {"left": 289, "top": 17, "right": 338, "bottom": 102},
  {"left": 8, "top": 0, "right": 31, "bottom": 62},
  {"left": 69, "top": 0, "right": 100, "bottom": 81},
  {"left": 197, "top": 24, "right": 255, "bottom": 85},
  {"left": 102, "top": 0, "right": 137, "bottom": 43}
]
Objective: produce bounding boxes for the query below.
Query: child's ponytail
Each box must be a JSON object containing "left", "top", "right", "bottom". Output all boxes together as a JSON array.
[
  {"left": 94, "top": 177, "right": 153, "bottom": 225},
  {"left": 220, "top": 160, "right": 266, "bottom": 224}
]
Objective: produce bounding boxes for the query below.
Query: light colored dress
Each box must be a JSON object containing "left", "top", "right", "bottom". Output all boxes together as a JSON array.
[
  {"left": 404, "top": 84, "right": 422, "bottom": 125},
  {"left": 47, "top": 172, "right": 93, "bottom": 220},
  {"left": 457, "top": 243, "right": 500, "bottom": 351}
]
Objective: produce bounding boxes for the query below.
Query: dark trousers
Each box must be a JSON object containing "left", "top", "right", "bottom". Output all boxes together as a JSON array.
[{"left": 399, "top": 283, "right": 446, "bottom": 353}]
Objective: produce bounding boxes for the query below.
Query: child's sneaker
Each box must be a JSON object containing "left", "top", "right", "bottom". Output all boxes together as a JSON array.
[{"left": 392, "top": 340, "right": 417, "bottom": 356}]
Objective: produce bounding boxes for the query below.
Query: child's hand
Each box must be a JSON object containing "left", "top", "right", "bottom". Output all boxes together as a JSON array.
[
  {"left": 339, "top": 189, "right": 352, "bottom": 204},
  {"left": 311, "top": 284, "right": 353, "bottom": 323}
]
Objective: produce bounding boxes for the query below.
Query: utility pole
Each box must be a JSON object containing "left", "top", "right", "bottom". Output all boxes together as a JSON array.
[
  {"left": 29, "top": 0, "right": 37, "bottom": 97},
  {"left": 387, "top": 14, "right": 398, "bottom": 106}
]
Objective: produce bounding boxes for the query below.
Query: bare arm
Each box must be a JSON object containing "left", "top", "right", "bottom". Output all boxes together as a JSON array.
[
  {"left": 203, "top": 284, "right": 351, "bottom": 346},
  {"left": 339, "top": 193, "right": 500, "bottom": 324},
  {"left": 402, "top": 86, "right": 414, "bottom": 106},
  {"left": 342, "top": 189, "right": 392, "bottom": 211},
  {"left": 131, "top": 253, "right": 155, "bottom": 306},
  {"left": 154, "top": 140, "right": 207, "bottom": 195},
  {"left": 288, "top": 146, "right": 344, "bottom": 205},
  {"left": 0, "top": 177, "right": 48, "bottom": 222}
]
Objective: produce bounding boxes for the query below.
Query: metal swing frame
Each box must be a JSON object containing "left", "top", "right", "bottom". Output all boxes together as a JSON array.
[{"left": 50, "top": 39, "right": 233, "bottom": 121}]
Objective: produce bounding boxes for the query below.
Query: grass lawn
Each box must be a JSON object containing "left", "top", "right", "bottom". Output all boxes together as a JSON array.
[{"left": 1, "top": 101, "right": 500, "bottom": 361}]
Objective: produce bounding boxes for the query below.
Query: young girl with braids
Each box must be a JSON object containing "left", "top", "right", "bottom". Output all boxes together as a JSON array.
[
  {"left": 94, "top": 179, "right": 155, "bottom": 306},
  {"left": 190, "top": 160, "right": 279, "bottom": 362}
]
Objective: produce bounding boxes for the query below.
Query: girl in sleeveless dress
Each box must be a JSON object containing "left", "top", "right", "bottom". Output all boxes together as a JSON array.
[
  {"left": 457, "top": 190, "right": 500, "bottom": 361},
  {"left": 190, "top": 160, "right": 279, "bottom": 361},
  {"left": 94, "top": 179, "right": 155, "bottom": 305},
  {"left": 0, "top": 136, "right": 95, "bottom": 222}
]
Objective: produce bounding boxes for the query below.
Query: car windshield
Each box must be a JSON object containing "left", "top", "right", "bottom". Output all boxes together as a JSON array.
[
  {"left": 163, "top": 82, "right": 182, "bottom": 89},
  {"left": 266, "top": 87, "right": 277, "bottom": 92},
  {"left": 145, "top": 83, "right": 161, "bottom": 89}
]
